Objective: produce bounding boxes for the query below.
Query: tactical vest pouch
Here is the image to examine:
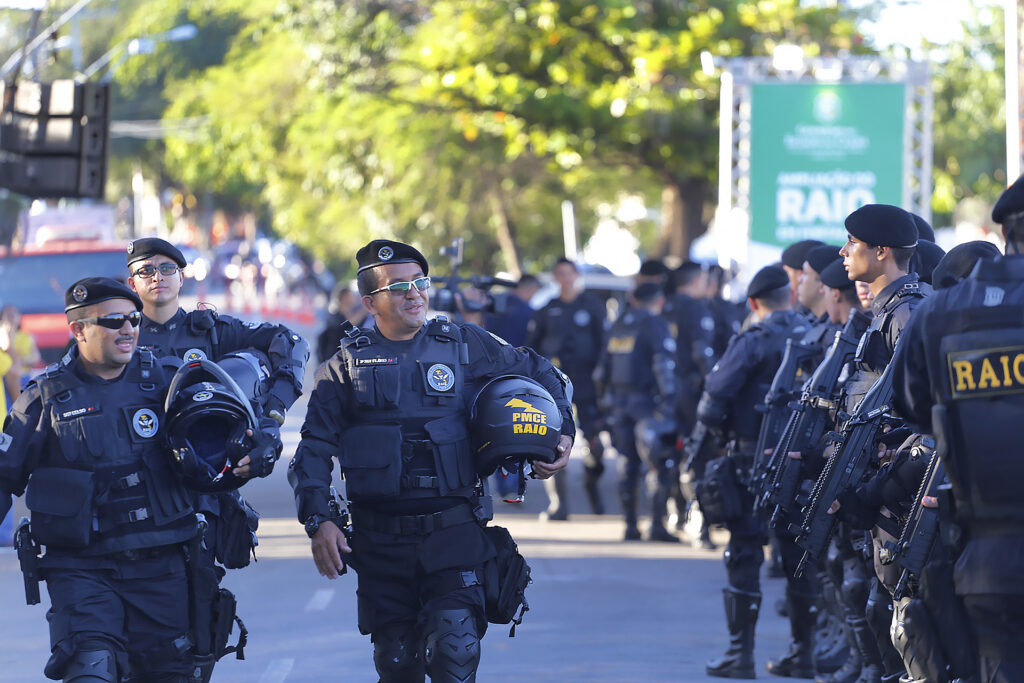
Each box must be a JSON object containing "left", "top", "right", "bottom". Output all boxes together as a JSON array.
[
  {"left": 341, "top": 424, "right": 403, "bottom": 498},
  {"left": 482, "top": 524, "right": 531, "bottom": 636},
  {"left": 424, "top": 415, "right": 475, "bottom": 494},
  {"left": 212, "top": 587, "right": 248, "bottom": 661},
  {"left": 53, "top": 412, "right": 114, "bottom": 462},
  {"left": 695, "top": 456, "right": 745, "bottom": 524},
  {"left": 350, "top": 362, "right": 401, "bottom": 409},
  {"left": 140, "top": 451, "right": 193, "bottom": 525},
  {"left": 215, "top": 493, "right": 260, "bottom": 569},
  {"left": 26, "top": 468, "right": 94, "bottom": 549}
]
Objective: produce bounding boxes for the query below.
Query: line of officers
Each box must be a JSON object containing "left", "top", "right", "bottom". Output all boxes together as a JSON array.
[{"left": 525, "top": 191, "right": 1024, "bottom": 683}]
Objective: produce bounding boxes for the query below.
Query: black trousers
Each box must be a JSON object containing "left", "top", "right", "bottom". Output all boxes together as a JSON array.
[{"left": 41, "top": 548, "right": 191, "bottom": 681}]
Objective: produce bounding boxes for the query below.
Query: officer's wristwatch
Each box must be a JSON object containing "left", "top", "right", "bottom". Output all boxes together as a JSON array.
[{"left": 304, "top": 514, "right": 332, "bottom": 539}]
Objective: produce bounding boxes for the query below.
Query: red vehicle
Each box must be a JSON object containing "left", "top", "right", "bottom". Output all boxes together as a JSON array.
[{"left": 0, "top": 241, "right": 129, "bottom": 363}]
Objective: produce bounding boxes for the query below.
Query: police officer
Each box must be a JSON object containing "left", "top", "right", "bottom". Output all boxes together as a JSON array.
[
  {"left": 694, "top": 265, "right": 809, "bottom": 679},
  {"left": 287, "top": 239, "right": 574, "bottom": 683},
  {"left": 0, "top": 277, "right": 223, "bottom": 682},
  {"left": 782, "top": 239, "right": 825, "bottom": 316},
  {"left": 596, "top": 282, "right": 678, "bottom": 541},
  {"left": 893, "top": 176, "right": 1024, "bottom": 682},
  {"left": 526, "top": 257, "right": 606, "bottom": 518},
  {"left": 663, "top": 262, "right": 717, "bottom": 546},
  {"left": 705, "top": 264, "right": 746, "bottom": 364},
  {"left": 125, "top": 236, "right": 308, "bottom": 682}
]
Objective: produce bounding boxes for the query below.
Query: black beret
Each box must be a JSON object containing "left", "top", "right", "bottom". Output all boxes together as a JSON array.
[
  {"left": 911, "top": 214, "right": 935, "bottom": 242},
  {"left": 819, "top": 259, "right": 855, "bottom": 290},
  {"left": 746, "top": 265, "right": 789, "bottom": 300},
  {"left": 126, "top": 237, "right": 186, "bottom": 268},
  {"left": 910, "top": 240, "right": 946, "bottom": 285},
  {"left": 632, "top": 282, "right": 664, "bottom": 302},
  {"left": 356, "top": 239, "right": 429, "bottom": 275},
  {"left": 993, "top": 174, "right": 1024, "bottom": 223},
  {"left": 806, "top": 245, "right": 841, "bottom": 275},
  {"left": 781, "top": 240, "right": 825, "bottom": 269},
  {"left": 65, "top": 276, "right": 142, "bottom": 313},
  {"left": 845, "top": 204, "right": 918, "bottom": 248},
  {"left": 638, "top": 259, "right": 669, "bottom": 277},
  {"left": 931, "top": 241, "right": 1001, "bottom": 290}
]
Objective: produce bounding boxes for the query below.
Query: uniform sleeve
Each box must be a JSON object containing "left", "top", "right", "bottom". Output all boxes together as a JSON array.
[
  {"left": 0, "top": 384, "right": 46, "bottom": 520},
  {"left": 651, "top": 319, "right": 678, "bottom": 411},
  {"left": 286, "top": 359, "right": 346, "bottom": 522},
  {"left": 462, "top": 323, "right": 576, "bottom": 441},
  {"left": 215, "top": 315, "right": 309, "bottom": 414},
  {"left": 524, "top": 305, "right": 546, "bottom": 352},
  {"left": 891, "top": 302, "right": 934, "bottom": 432},
  {"left": 697, "top": 331, "right": 759, "bottom": 427}
]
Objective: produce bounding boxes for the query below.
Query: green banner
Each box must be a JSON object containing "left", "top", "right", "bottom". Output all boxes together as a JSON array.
[{"left": 749, "top": 82, "right": 906, "bottom": 246}]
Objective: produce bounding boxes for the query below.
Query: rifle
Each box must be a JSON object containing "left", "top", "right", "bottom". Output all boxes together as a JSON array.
[
  {"left": 881, "top": 440, "right": 943, "bottom": 600},
  {"left": 793, "top": 355, "right": 898, "bottom": 577},
  {"left": 14, "top": 517, "right": 40, "bottom": 605},
  {"left": 760, "top": 310, "right": 872, "bottom": 520},
  {"left": 751, "top": 339, "right": 820, "bottom": 476}
]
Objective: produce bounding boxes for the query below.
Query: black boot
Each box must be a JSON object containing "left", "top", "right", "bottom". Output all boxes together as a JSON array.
[
  {"left": 540, "top": 472, "right": 569, "bottom": 521},
  {"left": 706, "top": 588, "right": 760, "bottom": 679},
  {"left": 583, "top": 438, "right": 605, "bottom": 515},
  {"left": 849, "top": 617, "right": 883, "bottom": 683},
  {"left": 647, "top": 462, "right": 679, "bottom": 542},
  {"left": 620, "top": 482, "right": 640, "bottom": 540},
  {"left": 766, "top": 589, "right": 817, "bottom": 678}
]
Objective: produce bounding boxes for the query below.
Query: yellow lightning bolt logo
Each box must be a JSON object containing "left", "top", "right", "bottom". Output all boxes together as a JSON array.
[{"left": 505, "top": 398, "right": 542, "bottom": 413}]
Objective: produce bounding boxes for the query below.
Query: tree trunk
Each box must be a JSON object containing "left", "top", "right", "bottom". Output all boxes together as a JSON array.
[
  {"left": 489, "top": 188, "right": 522, "bottom": 278},
  {"left": 658, "top": 174, "right": 709, "bottom": 261}
]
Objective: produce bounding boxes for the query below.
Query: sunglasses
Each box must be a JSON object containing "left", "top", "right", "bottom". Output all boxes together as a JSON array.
[
  {"left": 78, "top": 311, "right": 142, "bottom": 330},
  {"left": 132, "top": 263, "right": 181, "bottom": 279},
  {"left": 370, "top": 276, "right": 431, "bottom": 296}
]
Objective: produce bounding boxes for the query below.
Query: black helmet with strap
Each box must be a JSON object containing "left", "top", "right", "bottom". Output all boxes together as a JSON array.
[{"left": 469, "top": 374, "right": 562, "bottom": 477}]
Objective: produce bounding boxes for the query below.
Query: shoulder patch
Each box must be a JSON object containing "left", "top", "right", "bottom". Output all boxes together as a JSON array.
[{"left": 947, "top": 344, "right": 1024, "bottom": 399}]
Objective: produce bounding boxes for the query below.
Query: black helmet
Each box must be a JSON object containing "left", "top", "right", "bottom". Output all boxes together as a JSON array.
[
  {"left": 215, "top": 349, "right": 272, "bottom": 406},
  {"left": 164, "top": 358, "right": 258, "bottom": 492},
  {"left": 469, "top": 375, "right": 562, "bottom": 477}
]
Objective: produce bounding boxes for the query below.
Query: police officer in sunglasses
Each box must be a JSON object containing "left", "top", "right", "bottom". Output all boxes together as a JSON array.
[
  {"left": 1, "top": 277, "right": 208, "bottom": 682},
  {"left": 125, "top": 236, "right": 308, "bottom": 682},
  {"left": 289, "top": 239, "right": 576, "bottom": 682}
]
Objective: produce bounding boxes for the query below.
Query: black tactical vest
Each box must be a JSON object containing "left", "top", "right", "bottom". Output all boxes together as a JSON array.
[
  {"left": 923, "top": 258, "right": 1024, "bottom": 526},
  {"left": 337, "top": 318, "right": 477, "bottom": 502},
  {"left": 846, "top": 279, "right": 927, "bottom": 409},
  {"left": 138, "top": 309, "right": 218, "bottom": 362},
  {"left": 27, "top": 351, "right": 194, "bottom": 555},
  {"left": 729, "top": 310, "right": 809, "bottom": 440}
]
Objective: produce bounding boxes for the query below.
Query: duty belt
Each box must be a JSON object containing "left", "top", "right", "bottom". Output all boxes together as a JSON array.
[{"left": 351, "top": 504, "right": 476, "bottom": 535}]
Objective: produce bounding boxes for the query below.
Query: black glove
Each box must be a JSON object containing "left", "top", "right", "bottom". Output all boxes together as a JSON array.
[
  {"left": 835, "top": 485, "right": 881, "bottom": 530},
  {"left": 246, "top": 423, "right": 283, "bottom": 479}
]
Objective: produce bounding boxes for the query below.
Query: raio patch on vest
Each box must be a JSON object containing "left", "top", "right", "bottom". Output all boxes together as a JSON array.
[
  {"left": 426, "top": 363, "right": 455, "bottom": 391},
  {"left": 507, "top": 398, "right": 548, "bottom": 435},
  {"left": 607, "top": 336, "right": 636, "bottom": 354},
  {"left": 132, "top": 408, "right": 159, "bottom": 438},
  {"left": 947, "top": 344, "right": 1024, "bottom": 399}
]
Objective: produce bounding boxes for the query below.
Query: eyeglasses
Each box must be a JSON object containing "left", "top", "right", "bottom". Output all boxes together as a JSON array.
[
  {"left": 78, "top": 311, "right": 142, "bottom": 330},
  {"left": 132, "top": 263, "right": 181, "bottom": 279},
  {"left": 370, "top": 276, "right": 431, "bottom": 296}
]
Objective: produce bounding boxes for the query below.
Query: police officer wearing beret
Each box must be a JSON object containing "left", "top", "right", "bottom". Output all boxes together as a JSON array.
[
  {"left": 782, "top": 240, "right": 825, "bottom": 316},
  {"left": 287, "top": 239, "right": 575, "bottom": 682},
  {"left": 691, "top": 265, "right": 810, "bottom": 678},
  {"left": 126, "top": 236, "right": 309, "bottom": 682},
  {"left": 892, "top": 176, "right": 1024, "bottom": 682},
  {"left": 526, "top": 257, "right": 607, "bottom": 518},
  {"left": 0, "top": 278, "right": 200, "bottom": 682},
  {"left": 596, "top": 282, "right": 679, "bottom": 542}
]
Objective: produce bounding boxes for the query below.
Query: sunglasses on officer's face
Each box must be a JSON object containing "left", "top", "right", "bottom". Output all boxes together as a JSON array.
[
  {"left": 132, "top": 263, "right": 181, "bottom": 279},
  {"left": 370, "top": 276, "right": 431, "bottom": 296},
  {"left": 77, "top": 311, "right": 142, "bottom": 330}
]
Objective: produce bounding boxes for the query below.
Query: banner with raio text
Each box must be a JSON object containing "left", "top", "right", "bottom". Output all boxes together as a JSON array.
[{"left": 749, "top": 82, "right": 906, "bottom": 246}]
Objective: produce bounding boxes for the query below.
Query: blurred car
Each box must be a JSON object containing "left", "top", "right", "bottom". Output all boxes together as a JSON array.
[{"left": 0, "top": 242, "right": 128, "bottom": 363}]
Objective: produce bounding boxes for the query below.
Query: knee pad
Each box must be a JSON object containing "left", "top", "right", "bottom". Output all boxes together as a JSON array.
[
  {"left": 63, "top": 649, "right": 118, "bottom": 683},
  {"left": 373, "top": 627, "right": 423, "bottom": 682},
  {"left": 423, "top": 609, "right": 481, "bottom": 683}
]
